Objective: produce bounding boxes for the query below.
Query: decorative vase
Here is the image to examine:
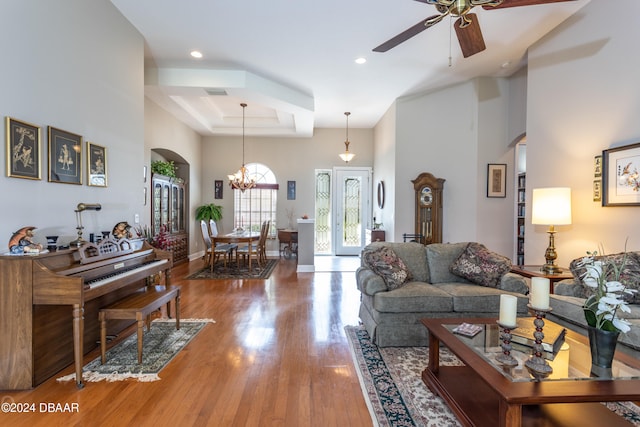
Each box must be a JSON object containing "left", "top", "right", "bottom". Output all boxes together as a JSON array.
[{"left": 587, "top": 325, "right": 619, "bottom": 368}]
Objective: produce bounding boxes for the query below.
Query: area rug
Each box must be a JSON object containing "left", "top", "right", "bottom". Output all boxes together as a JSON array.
[
  {"left": 57, "top": 319, "right": 213, "bottom": 383},
  {"left": 187, "top": 258, "right": 278, "bottom": 280},
  {"left": 345, "top": 325, "right": 640, "bottom": 427}
]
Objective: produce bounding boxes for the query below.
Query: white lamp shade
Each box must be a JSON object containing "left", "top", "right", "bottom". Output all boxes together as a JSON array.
[{"left": 531, "top": 187, "right": 572, "bottom": 225}]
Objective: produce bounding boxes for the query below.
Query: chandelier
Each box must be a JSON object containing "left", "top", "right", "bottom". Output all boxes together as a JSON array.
[
  {"left": 228, "top": 103, "right": 256, "bottom": 192},
  {"left": 339, "top": 111, "right": 355, "bottom": 163}
]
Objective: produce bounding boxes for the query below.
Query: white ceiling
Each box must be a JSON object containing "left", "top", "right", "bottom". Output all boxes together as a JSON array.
[{"left": 111, "top": 0, "right": 590, "bottom": 137}]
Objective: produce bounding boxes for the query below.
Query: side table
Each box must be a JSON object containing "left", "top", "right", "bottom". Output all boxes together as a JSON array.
[{"left": 510, "top": 265, "right": 573, "bottom": 293}]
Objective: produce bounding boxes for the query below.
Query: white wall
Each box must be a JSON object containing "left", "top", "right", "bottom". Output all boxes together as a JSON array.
[
  {"left": 372, "top": 103, "right": 397, "bottom": 239},
  {"left": 525, "top": 0, "right": 640, "bottom": 266},
  {"left": 144, "top": 98, "right": 203, "bottom": 255},
  {"left": 0, "top": 0, "right": 144, "bottom": 247}
]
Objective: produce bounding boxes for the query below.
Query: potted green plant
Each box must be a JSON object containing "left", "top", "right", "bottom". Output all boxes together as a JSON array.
[
  {"left": 151, "top": 160, "right": 177, "bottom": 178},
  {"left": 195, "top": 203, "right": 223, "bottom": 223}
]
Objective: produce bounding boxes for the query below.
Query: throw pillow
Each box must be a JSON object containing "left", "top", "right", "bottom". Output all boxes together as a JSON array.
[
  {"left": 570, "top": 252, "right": 640, "bottom": 303},
  {"left": 450, "top": 242, "right": 512, "bottom": 288},
  {"left": 362, "top": 246, "right": 412, "bottom": 290}
]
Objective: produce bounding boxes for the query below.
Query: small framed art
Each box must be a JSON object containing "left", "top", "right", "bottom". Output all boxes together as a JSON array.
[
  {"left": 214, "top": 180, "right": 223, "bottom": 199},
  {"left": 6, "top": 116, "right": 41, "bottom": 180},
  {"left": 287, "top": 181, "right": 296, "bottom": 200},
  {"left": 87, "top": 142, "right": 107, "bottom": 187},
  {"left": 487, "top": 164, "right": 506, "bottom": 198},
  {"left": 602, "top": 142, "right": 640, "bottom": 206},
  {"left": 48, "top": 126, "right": 82, "bottom": 184}
]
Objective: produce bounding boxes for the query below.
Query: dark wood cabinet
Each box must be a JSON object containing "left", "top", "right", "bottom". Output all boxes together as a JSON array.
[
  {"left": 412, "top": 172, "right": 445, "bottom": 245},
  {"left": 366, "top": 229, "right": 385, "bottom": 244},
  {"left": 152, "top": 174, "right": 188, "bottom": 264}
]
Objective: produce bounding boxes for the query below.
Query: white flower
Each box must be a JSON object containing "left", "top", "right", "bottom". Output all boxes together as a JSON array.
[{"left": 581, "top": 250, "right": 633, "bottom": 334}]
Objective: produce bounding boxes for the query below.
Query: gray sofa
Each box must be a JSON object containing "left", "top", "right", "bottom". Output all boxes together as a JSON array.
[
  {"left": 356, "top": 241, "right": 530, "bottom": 347},
  {"left": 548, "top": 251, "right": 640, "bottom": 356}
]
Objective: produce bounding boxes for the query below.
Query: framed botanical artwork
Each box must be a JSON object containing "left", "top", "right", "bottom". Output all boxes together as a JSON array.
[
  {"left": 487, "top": 163, "right": 507, "bottom": 198},
  {"left": 5, "top": 116, "right": 41, "bottom": 180},
  {"left": 48, "top": 126, "right": 82, "bottom": 184},
  {"left": 287, "top": 180, "right": 296, "bottom": 200},
  {"left": 87, "top": 142, "right": 107, "bottom": 187},
  {"left": 602, "top": 142, "right": 640, "bottom": 206}
]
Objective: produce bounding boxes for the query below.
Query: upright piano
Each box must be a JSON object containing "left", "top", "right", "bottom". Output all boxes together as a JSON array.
[{"left": 0, "top": 238, "right": 172, "bottom": 390}]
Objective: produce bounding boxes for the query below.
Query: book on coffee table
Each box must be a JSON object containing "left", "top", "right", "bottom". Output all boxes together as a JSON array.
[{"left": 510, "top": 317, "right": 566, "bottom": 356}]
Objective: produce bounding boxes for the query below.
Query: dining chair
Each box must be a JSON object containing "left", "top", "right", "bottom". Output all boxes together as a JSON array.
[
  {"left": 237, "top": 220, "right": 269, "bottom": 270},
  {"left": 201, "top": 220, "right": 235, "bottom": 272}
]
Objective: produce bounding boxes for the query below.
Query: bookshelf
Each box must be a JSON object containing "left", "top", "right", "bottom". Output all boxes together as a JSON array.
[{"left": 516, "top": 173, "right": 526, "bottom": 265}]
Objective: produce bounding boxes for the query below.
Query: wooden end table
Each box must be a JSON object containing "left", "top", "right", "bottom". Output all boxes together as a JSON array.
[
  {"left": 510, "top": 265, "right": 573, "bottom": 293},
  {"left": 421, "top": 317, "right": 640, "bottom": 427}
]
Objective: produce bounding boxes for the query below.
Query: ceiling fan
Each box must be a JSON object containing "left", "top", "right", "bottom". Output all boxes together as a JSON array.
[{"left": 373, "top": 0, "right": 578, "bottom": 58}]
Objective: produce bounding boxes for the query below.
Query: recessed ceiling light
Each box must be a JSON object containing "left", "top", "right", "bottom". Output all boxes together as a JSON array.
[
  {"left": 355, "top": 57, "right": 367, "bottom": 65},
  {"left": 190, "top": 50, "right": 203, "bottom": 59}
]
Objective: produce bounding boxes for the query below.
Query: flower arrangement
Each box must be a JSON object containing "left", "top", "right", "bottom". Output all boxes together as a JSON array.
[
  {"left": 579, "top": 250, "right": 635, "bottom": 333},
  {"left": 135, "top": 224, "right": 170, "bottom": 251}
]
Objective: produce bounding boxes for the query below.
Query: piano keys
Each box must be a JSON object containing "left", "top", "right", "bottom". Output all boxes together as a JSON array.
[{"left": 0, "top": 238, "right": 172, "bottom": 390}]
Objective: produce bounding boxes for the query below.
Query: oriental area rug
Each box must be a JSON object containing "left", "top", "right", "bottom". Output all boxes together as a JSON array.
[
  {"left": 57, "top": 319, "right": 213, "bottom": 383},
  {"left": 344, "top": 325, "right": 640, "bottom": 427},
  {"left": 187, "top": 259, "right": 278, "bottom": 280}
]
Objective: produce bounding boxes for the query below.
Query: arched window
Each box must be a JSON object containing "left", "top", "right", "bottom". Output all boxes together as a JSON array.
[{"left": 231, "top": 163, "right": 278, "bottom": 236}]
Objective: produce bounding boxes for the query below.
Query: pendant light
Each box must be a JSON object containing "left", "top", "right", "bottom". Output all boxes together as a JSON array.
[
  {"left": 228, "top": 103, "right": 256, "bottom": 192},
  {"left": 339, "top": 111, "right": 355, "bottom": 163}
]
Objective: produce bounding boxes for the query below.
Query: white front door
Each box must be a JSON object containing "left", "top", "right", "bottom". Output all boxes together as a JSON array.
[{"left": 334, "top": 168, "right": 371, "bottom": 256}]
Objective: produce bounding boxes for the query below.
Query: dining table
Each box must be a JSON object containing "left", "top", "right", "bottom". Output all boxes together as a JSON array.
[{"left": 214, "top": 229, "right": 261, "bottom": 270}]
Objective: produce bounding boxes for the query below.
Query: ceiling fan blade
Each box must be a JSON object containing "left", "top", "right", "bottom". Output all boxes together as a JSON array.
[
  {"left": 455, "top": 13, "right": 486, "bottom": 58},
  {"left": 373, "top": 15, "right": 442, "bottom": 52},
  {"left": 483, "top": 0, "right": 577, "bottom": 9}
]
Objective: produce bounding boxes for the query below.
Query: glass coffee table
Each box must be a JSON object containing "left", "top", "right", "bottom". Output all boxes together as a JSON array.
[{"left": 421, "top": 317, "right": 640, "bottom": 427}]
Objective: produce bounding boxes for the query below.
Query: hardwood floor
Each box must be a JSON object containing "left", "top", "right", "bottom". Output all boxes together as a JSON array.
[{"left": 1, "top": 258, "right": 372, "bottom": 427}]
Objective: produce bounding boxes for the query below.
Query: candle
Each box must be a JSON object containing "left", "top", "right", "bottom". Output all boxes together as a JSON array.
[
  {"left": 499, "top": 294, "right": 518, "bottom": 327},
  {"left": 530, "top": 277, "right": 550, "bottom": 310}
]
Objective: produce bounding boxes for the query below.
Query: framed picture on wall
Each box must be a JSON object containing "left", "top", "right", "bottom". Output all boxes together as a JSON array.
[
  {"left": 5, "top": 116, "right": 41, "bottom": 180},
  {"left": 48, "top": 126, "right": 82, "bottom": 184},
  {"left": 287, "top": 180, "right": 296, "bottom": 200},
  {"left": 87, "top": 142, "right": 107, "bottom": 187},
  {"left": 214, "top": 180, "right": 223, "bottom": 199},
  {"left": 593, "top": 180, "right": 602, "bottom": 202},
  {"left": 602, "top": 142, "right": 640, "bottom": 206},
  {"left": 594, "top": 155, "right": 602, "bottom": 178},
  {"left": 487, "top": 164, "right": 506, "bottom": 198}
]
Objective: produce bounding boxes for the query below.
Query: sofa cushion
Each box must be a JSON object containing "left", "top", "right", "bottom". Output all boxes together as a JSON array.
[
  {"left": 372, "top": 282, "right": 453, "bottom": 313},
  {"left": 426, "top": 242, "right": 471, "bottom": 284},
  {"left": 569, "top": 251, "right": 640, "bottom": 303},
  {"left": 364, "top": 241, "right": 429, "bottom": 282},
  {"left": 362, "top": 246, "right": 411, "bottom": 290},
  {"left": 449, "top": 242, "right": 512, "bottom": 288},
  {"left": 434, "top": 283, "right": 529, "bottom": 314}
]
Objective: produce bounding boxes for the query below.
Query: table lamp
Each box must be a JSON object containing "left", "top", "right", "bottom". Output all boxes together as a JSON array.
[{"left": 531, "top": 187, "right": 571, "bottom": 274}]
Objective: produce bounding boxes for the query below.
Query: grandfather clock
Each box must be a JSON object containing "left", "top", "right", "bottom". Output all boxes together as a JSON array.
[{"left": 412, "top": 172, "right": 445, "bottom": 245}]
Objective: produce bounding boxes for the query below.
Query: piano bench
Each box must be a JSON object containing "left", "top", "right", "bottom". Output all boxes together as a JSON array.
[{"left": 99, "top": 285, "right": 181, "bottom": 364}]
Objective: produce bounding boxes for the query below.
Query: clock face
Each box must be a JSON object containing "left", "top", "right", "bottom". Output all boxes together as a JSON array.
[{"left": 420, "top": 187, "right": 433, "bottom": 206}]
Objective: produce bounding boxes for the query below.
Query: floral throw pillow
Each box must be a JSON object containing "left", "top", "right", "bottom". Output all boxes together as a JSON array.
[
  {"left": 449, "top": 242, "right": 512, "bottom": 288},
  {"left": 570, "top": 252, "right": 640, "bottom": 303},
  {"left": 362, "top": 246, "right": 412, "bottom": 290}
]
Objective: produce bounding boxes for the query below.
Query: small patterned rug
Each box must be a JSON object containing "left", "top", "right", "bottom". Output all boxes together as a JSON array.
[
  {"left": 187, "top": 258, "right": 278, "bottom": 280},
  {"left": 345, "top": 325, "right": 640, "bottom": 427},
  {"left": 57, "top": 319, "right": 213, "bottom": 383}
]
